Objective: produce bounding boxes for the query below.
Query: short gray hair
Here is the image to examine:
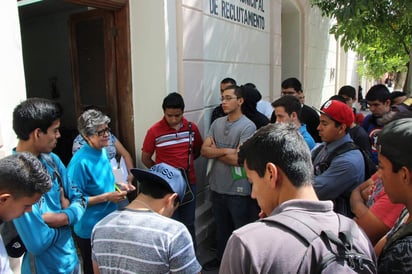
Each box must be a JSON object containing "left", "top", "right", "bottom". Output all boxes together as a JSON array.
[{"left": 77, "top": 109, "right": 110, "bottom": 137}]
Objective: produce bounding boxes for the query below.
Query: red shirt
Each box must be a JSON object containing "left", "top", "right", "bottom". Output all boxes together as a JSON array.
[{"left": 142, "top": 117, "right": 203, "bottom": 183}]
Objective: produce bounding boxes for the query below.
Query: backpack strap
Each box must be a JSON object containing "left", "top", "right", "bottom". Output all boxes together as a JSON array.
[
  {"left": 261, "top": 211, "right": 326, "bottom": 246},
  {"left": 311, "top": 144, "right": 325, "bottom": 163},
  {"left": 323, "top": 142, "right": 358, "bottom": 170},
  {"left": 261, "top": 212, "right": 361, "bottom": 250},
  {"left": 40, "top": 153, "right": 63, "bottom": 188},
  {"left": 262, "top": 212, "right": 374, "bottom": 272}
]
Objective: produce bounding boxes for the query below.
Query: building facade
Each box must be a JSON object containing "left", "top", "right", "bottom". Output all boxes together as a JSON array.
[{"left": 2, "top": 0, "right": 358, "bottom": 242}]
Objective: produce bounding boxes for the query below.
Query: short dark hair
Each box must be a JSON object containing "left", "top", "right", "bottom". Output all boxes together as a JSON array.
[
  {"left": 238, "top": 123, "right": 313, "bottom": 187},
  {"left": 223, "top": 85, "right": 243, "bottom": 98},
  {"left": 13, "top": 98, "right": 62, "bottom": 141},
  {"left": 272, "top": 95, "right": 302, "bottom": 118},
  {"left": 241, "top": 83, "right": 261, "bottom": 102},
  {"left": 240, "top": 85, "right": 261, "bottom": 111},
  {"left": 365, "top": 84, "right": 390, "bottom": 102},
  {"left": 162, "top": 92, "right": 185, "bottom": 111},
  {"left": 329, "top": 95, "right": 346, "bottom": 104},
  {"left": 0, "top": 152, "right": 51, "bottom": 199},
  {"left": 221, "top": 78, "right": 237, "bottom": 86},
  {"left": 338, "top": 85, "right": 356, "bottom": 99},
  {"left": 138, "top": 179, "right": 175, "bottom": 200},
  {"left": 281, "top": 77, "right": 302, "bottom": 93}
]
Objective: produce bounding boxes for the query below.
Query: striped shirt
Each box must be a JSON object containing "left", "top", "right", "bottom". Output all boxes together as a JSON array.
[{"left": 91, "top": 209, "right": 201, "bottom": 274}]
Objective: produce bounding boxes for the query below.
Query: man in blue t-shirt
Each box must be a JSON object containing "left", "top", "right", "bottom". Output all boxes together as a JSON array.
[{"left": 11, "top": 98, "right": 86, "bottom": 274}]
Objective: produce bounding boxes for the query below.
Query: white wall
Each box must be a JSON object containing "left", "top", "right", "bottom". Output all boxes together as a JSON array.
[
  {"left": 128, "top": 0, "right": 359, "bottom": 165},
  {"left": 130, "top": 1, "right": 170, "bottom": 167},
  {"left": 0, "top": 0, "right": 27, "bottom": 158},
  {"left": 181, "top": 0, "right": 272, "bottom": 134},
  {"left": 300, "top": 1, "right": 359, "bottom": 108},
  {"left": 129, "top": 0, "right": 276, "bottom": 166}
]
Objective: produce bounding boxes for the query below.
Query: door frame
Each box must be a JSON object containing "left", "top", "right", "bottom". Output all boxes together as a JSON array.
[{"left": 68, "top": 0, "right": 135, "bottom": 161}]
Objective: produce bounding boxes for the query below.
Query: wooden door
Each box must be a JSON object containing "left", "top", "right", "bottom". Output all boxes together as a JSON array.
[{"left": 69, "top": 9, "right": 119, "bottom": 134}]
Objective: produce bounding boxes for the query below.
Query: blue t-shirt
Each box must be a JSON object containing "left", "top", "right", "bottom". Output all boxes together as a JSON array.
[
  {"left": 68, "top": 143, "right": 117, "bottom": 239},
  {"left": 13, "top": 152, "right": 83, "bottom": 274}
]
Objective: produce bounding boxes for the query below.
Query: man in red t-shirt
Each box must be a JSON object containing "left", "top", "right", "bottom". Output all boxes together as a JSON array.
[{"left": 141, "top": 92, "right": 203, "bottom": 246}]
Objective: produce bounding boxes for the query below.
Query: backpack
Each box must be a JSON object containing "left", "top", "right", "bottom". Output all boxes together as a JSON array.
[
  {"left": 312, "top": 142, "right": 377, "bottom": 181},
  {"left": 262, "top": 211, "right": 377, "bottom": 273}
]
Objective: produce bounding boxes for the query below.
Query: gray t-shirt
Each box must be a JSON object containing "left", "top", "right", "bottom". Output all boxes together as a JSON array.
[
  {"left": 220, "top": 199, "right": 375, "bottom": 274},
  {"left": 91, "top": 209, "right": 201, "bottom": 274},
  {"left": 207, "top": 115, "right": 256, "bottom": 195}
]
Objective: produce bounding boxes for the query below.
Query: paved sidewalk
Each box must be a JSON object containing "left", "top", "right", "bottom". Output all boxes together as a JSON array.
[{"left": 197, "top": 239, "right": 219, "bottom": 274}]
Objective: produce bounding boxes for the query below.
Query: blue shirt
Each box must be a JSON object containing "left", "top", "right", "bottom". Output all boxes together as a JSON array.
[
  {"left": 13, "top": 152, "right": 84, "bottom": 274},
  {"left": 299, "top": 124, "right": 316, "bottom": 150},
  {"left": 312, "top": 134, "right": 365, "bottom": 216},
  {"left": 68, "top": 143, "right": 117, "bottom": 239}
]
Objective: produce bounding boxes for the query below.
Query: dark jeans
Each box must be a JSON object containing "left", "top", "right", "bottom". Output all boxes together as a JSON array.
[
  {"left": 75, "top": 236, "right": 93, "bottom": 274},
  {"left": 211, "top": 191, "right": 259, "bottom": 260},
  {"left": 172, "top": 184, "right": 197, "bottom": 248}
]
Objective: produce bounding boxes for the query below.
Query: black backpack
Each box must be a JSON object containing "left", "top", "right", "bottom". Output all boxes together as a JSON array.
[
  {"left": 312, "top": 142, "right": 377, "bottom": 181},
  {"left": 262, "top": 212, "right": 377, "bottom": 273}
]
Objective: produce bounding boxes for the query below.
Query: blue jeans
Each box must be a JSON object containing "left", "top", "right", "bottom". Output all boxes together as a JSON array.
[
  {"left": 172, "top": 184, "right": 197, "bottom": 248},
  {"left": 211, "top": 191, "right": 259, "bottom": 259}
]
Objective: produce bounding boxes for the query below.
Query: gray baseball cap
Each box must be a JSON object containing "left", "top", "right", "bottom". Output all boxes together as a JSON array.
[{"left": 131, "top": 163, "right": 186, "bottom": 203}]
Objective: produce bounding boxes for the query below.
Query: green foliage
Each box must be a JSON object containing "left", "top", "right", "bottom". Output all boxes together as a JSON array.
[{"left": 311, "top": 0, "right": 412, "bottom": 81}]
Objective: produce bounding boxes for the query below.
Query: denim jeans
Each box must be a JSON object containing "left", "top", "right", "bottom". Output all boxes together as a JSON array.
[
  {"left": 172, "top": 184, "right": 197, "bottom": 248},
  {"left": 211, "top": 191, "right": 259, "bottom": 259}
]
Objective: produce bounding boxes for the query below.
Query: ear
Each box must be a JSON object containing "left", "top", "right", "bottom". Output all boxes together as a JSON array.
[
  {"left": 401, "top": 166, "right": 412, "bottom": 186},
  {"left": 266, "top": 162, "right": 279, "bottom": 189},
  {"left": 238, "top": 97, "right": 244, "bottom": 106},
  {"left": 384, "top": 99, "right": 391, "bottom": 107},
  {"left": 0, "top": 193, "right": 11, "bottom": 204},
  {"left": 339, "top": 123, "right": 347, "bottom": 133},
  {"left": 32, "top": 128, "right": 42, "bottom": 140},
  {"left": 167, "top": 193, "right": 179, "bottom": 209},
  {"left": 291, "top": 111, "right": 297, "bottom": 121}
]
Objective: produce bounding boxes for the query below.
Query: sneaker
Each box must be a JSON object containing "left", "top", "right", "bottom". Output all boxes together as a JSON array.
[{"left": 202, "top": 258, "right": 221, "bottom": 271}]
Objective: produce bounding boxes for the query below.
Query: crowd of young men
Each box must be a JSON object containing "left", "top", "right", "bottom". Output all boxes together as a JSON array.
[{"left": 1, "top": 77, "right": 412, "bottom": 273}]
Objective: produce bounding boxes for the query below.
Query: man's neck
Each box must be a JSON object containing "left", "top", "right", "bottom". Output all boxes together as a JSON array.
[
  {"left": 227, "top": 109, "right": 242, "bottom": 122},
  {"left": 15, "top": 141, "right": 40, "bottom": 157},
  {"left": 127, "top": 194, "right": 164, "bottom": 215}
]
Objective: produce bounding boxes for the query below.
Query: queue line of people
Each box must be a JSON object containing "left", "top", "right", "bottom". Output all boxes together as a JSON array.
[{"left": 1, "top": 76, "right": 412, "bottom": 273}]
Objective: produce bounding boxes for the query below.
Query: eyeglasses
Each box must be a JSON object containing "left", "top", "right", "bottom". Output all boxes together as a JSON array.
[
  {"left": 221, "top": 96, "right": 238, "bottom": 102},
  {"left": 96, "top": 127, "right": 111, "bottom": 137}
]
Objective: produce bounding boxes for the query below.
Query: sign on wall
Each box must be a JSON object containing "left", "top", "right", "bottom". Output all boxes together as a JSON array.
[{"left": 209, "top": 0, "right": 265, "bottom": 30}]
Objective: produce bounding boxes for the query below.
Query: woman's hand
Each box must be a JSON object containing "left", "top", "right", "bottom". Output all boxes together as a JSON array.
[
  {"left": 106, "top": 190, "right": 128, "bottom": 203},
  {"left": 116, "top": 181, "right": 136, "bottom": 193}
]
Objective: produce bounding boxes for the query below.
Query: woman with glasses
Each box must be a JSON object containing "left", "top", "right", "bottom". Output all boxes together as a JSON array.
[
  {"left": 67, "top": 109, "right": 135, "bottom": 274},
  {"left": 72, "top": 108, "right": 135, "bottom": 184}
]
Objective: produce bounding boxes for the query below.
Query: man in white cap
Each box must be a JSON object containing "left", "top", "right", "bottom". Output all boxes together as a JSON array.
[{"left": 91, "top": 163, "right": 201, "bottom": 274}]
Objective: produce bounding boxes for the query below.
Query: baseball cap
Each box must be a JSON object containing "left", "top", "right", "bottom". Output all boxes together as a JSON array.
[
  {"left": 313, "top": 100, "right": 354, "bottom": 127},
  {"left": 377, "top": 117, "right": 412, "bottom": 168},
  {"left": 131, "top": 163, "right": 186, "bottom": 203}
]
